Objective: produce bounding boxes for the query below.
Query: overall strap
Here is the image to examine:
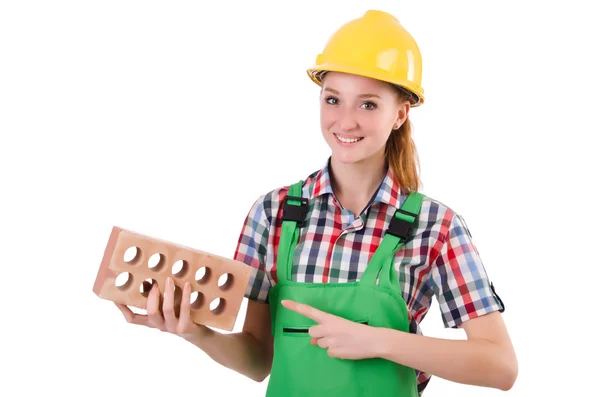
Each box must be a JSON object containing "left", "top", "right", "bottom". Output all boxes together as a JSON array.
[
  {"left": 360, "top": 191, "right": 424, "bottom": 290},
  {"left": 275, "top": 180, "right": 308, "bottom": 283}
]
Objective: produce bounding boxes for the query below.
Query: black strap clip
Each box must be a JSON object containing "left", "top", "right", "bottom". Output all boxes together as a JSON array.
[
  {"left": 386, "top": 208, "right": 416, "bottom": 242},
  {"left": 282, "top": 195, "right": 309, "bottom": 227}
]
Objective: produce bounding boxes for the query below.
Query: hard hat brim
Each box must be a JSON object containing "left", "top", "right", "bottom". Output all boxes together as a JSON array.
[{"left": 307, "top": 63, "right": 424, "bottom": 107}]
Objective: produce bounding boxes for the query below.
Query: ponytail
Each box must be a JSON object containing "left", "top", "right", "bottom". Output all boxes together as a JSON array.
[{"left": 384, "top": 86, "right": 422, "bottom": 195}]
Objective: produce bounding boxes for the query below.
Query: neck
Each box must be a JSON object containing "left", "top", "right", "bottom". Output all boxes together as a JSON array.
[{"left": 329, "top": 155, "right": 387, "bottom": 214}]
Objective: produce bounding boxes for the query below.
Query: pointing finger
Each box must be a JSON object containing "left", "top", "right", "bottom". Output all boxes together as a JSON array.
[
  {"left": 281, "top": 300, "right": 328, "bottom": 323},
  {"left": 308, "top": 324, "right": 327, "bottom": 339}
]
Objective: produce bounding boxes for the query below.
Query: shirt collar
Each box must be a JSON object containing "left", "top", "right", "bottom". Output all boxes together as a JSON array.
[{"left": 309, "top": 156, "right": 404, "bottom": 209}]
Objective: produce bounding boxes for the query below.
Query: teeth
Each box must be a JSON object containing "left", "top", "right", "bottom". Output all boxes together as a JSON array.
[{"left": 335, "top": 134, "right": 362, "bottom": 143}]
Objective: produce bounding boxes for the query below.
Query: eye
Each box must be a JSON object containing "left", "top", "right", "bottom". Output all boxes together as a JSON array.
[
  {"left": 361, "top": 101, "right": 378, "bottom": 110},
  {"left": 324, "top": 95, "right": 338, "bottom": 105}
]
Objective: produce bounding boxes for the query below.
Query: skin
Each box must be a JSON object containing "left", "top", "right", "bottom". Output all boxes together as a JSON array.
[{"left": 115, "top": 71, "right": 518, "bottom": 391}]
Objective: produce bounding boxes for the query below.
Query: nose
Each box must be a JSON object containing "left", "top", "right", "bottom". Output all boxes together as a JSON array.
[{"left": 338, "top": 107, "right": 358, "bottom": 131}]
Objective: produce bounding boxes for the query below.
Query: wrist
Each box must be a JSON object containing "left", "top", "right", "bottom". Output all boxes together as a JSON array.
[
  {"left": 180, "top": 324, "right": 211, "bottom": 344},
  {"left": 369, "top": 326, "right": 390, "bottom": 358},
  {"left": 370, "top": 326, "right": 398, "bottom": 359}
]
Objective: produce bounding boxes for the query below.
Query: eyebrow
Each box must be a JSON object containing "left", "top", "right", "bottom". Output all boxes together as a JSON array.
[{"left": 324, "top": 87, "right": 381, "bottom": 99}]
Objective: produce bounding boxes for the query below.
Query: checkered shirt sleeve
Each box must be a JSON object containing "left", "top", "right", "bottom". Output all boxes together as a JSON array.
[
  {"left": 233, "top": 195, "right": 272, "bottom": 303},
  {"left": 428, "top": 212, "right": 505, "bottom": 328}
]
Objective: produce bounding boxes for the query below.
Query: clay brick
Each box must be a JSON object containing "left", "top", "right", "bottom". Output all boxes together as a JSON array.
[{"left": 93, "top": 226, "right": 252, "bottom": 331}]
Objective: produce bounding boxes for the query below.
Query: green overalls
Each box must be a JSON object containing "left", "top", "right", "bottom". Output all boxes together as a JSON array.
[{"left": 267, "top": 180, "right": 425, "bottom": 397}]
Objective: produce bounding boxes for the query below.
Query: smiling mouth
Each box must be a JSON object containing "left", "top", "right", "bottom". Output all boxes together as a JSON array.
[{"left": 334, "top": 133, "right": 364, "bottom": 143}]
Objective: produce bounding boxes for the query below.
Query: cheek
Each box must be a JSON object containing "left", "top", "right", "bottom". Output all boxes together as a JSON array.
[
  {"left": 320, "top": 106, "right": 335, "bottom": 129},
  {"left": 360, "top": 114, "right": 391, "bottom": 136},
  {"left": 380, "top": 110, "right": 399, "bottom": 130}
]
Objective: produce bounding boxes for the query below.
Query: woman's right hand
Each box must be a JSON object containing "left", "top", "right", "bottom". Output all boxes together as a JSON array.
[{"left": 115, "top": 277, "right": 207, "bottom": 338}]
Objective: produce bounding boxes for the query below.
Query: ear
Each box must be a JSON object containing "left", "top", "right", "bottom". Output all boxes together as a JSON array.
[{"left": 393, "top": 101, "right": 411, "bottom": 129}]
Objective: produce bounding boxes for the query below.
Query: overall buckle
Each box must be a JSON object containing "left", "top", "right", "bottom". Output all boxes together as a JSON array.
[
  {"left": 282, "top": 195, "right": 309, "bottom": 227},
  {"left": 386, "top": 208, "right": 416, "bottom": 241}
]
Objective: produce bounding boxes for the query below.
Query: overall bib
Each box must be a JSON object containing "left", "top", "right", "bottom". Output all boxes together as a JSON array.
[{"left": 267, "top": 180, "right": 424, "bottom": 397}]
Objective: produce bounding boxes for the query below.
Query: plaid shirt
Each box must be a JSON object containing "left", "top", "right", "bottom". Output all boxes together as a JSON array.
[{"left": 233, "top": 157, "right": 504, "bottom": 395}]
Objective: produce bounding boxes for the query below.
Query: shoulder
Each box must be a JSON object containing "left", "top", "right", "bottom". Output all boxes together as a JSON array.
[
  {"left": 412, "top": 193, "right": 466, "bottom": 239},
  {"left": 418, "top": 194, "right": 461, "bottom": 219}
]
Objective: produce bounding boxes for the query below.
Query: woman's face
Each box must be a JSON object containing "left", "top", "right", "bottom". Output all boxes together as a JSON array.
[{"left": 320, "top": 72, "right": 409, "bottom": 165}]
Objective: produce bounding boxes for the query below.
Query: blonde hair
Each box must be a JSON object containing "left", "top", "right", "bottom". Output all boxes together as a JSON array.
[{"left": 384, "top": 86, "right": 423, "bottom": 196}]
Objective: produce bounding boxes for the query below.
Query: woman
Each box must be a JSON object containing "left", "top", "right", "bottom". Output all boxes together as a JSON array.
[{"left": 116, "top": 9, "right": 518, "bottom": 396}]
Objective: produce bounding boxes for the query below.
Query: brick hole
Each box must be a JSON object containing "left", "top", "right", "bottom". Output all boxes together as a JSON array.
[
  {"left": 210, "top": 298, "right": 226, "bottom": 315},
  {"left": 218, "top": 273, "right": 233, "bottom": 291},
  {"left": 115, "top": 272, "right": 133, "bottom": 291},
  {"left": 171, "top": 260, "right": 189, "bottom": 278},
  {"left": 173, "top": 285, "right": 183, "bottom": 307},
  {"left": 196, "top": 266, "right": 211, "bottom": 285},
  {"left": 190, "top": 291, "right": 204, "bottom": 310},
  {"left": 174, "top": 285, "right": 183, "bottom": 315},
  {"left": 148, "top": 253, "right": 166, "bottom": 271},
  {"left": 123, "top": 246, "right": 140, "bottom": 265},
  {"left": 139, "top": 278, "right": 158, "bottom": 298}
]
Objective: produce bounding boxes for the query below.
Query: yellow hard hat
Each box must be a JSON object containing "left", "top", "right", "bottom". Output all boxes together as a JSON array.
[{"left": 307, "top": 10, "right": 425, "bottom": 107}]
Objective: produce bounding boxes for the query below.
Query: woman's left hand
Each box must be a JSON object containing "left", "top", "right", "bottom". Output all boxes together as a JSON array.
[{"left": 281, "top": 299, "right": 381, "bottom": 360}]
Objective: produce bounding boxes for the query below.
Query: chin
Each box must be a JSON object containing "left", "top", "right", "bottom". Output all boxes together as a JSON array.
[{"left": 331, "top": 151, "right": 367, "bottom": 165}]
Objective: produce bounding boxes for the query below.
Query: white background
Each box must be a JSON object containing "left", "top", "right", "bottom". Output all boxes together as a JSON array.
[{"left": 1, "top": 0, "right": 598, "bottom": 396}]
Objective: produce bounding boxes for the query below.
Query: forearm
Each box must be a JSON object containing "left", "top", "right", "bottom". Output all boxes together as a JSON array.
[
  {"left": 180, "top": 326, "right": 272, "bottom": 382},
  {"left": 374, "top": 328, "right": 516, "bottom": 390}
]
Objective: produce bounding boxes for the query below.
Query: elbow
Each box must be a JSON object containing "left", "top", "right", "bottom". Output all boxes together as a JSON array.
[
  {"left": 498, "top": 354, "right": 519, "bottom": 391},
  {"left": 250, "top": 352, "right": 273, "bottom": 383},
  {"left": 500, "top": 366, "right": 518, "bottom": 391},
  {"left": 250, "top": 366, "right": 271, "bottom": 383},
  {"left": 250, "top": 373, "right": 268, "bottom": 383},
  {"left": 499, "top": 373, "right": 517, "bottom": 391}
]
